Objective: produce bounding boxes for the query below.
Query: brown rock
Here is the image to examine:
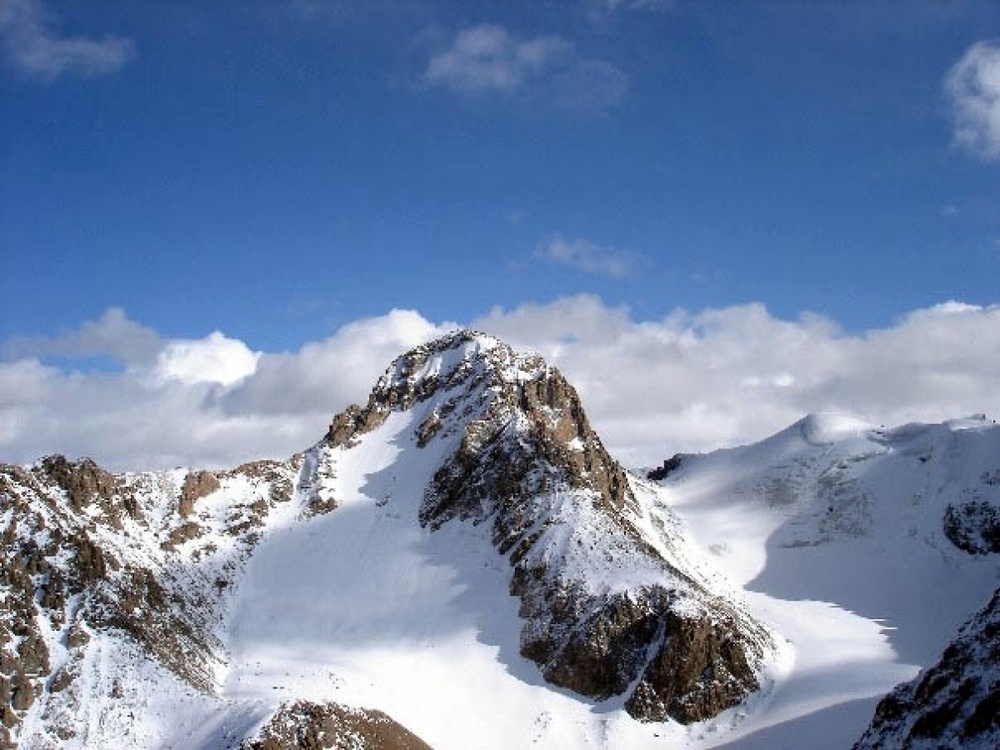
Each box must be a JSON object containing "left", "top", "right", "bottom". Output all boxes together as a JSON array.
[
  {"left": 179, "top": 471, "right": 219, "bottom": 517},
  {"left": 242, "top": 700, "right": 432, "bottom": 750}
]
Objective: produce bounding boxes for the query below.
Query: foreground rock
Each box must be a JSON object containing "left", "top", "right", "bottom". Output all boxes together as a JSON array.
[
  {"left": 241, "top": 701, "right": 431, "bottom": 750},
  {"left": 854, "top": 586, "right": 1000, "bottom": 749}
]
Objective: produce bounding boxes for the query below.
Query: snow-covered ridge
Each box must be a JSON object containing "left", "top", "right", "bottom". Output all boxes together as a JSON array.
[
  {"left": 1, "top": 332, "right": 998, "bottom": 749},
  {"left": 657, "top": 410, "right": 1000, "bottom": 748}
]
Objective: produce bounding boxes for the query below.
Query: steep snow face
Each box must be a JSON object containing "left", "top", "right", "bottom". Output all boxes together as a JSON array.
[{"left": 657, "top": 412, "right": 1000, "bottom": 748}]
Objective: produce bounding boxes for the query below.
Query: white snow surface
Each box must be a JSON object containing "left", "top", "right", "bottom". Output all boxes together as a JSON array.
[
  {"left": 10, "top": 403, "right": 999, "bottom": 748},
  {"left": 159, "top": 410, "right": 996, "bottom": 749}
]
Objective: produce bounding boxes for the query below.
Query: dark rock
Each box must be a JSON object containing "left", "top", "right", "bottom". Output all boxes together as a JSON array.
[
  {"left": 241, "top": 700, "right": 432, "bottom": 750},
  {"left": 944, "top": 501, "right": 1000, "bottom": 555},
  {"left": 39, "top": 455, "right": 117, "bottom": 512},
  {"left": 10, "top": 673, "right": 35, "bottom": 711},
  {"left": 1, "top": 704, "right": 16, "bottom": 729},
  {"left": 48, "top": 665, "right": 75, "bottom": 693},
  {"left": 167, "top": 521, "right": 204, "bottom": 547},
  {"left": 854, "top": 585, "right": 1000, "bottom": 748},
  {"left": 626, "top": 607, "right": 760, "bottom": 723},
  {"left": 648, "top": 454, "right": 685, "bottom": 482}
]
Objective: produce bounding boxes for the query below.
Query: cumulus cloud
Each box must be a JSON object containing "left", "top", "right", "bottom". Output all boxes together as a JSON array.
[
  {"left": 424, "top": 24, "right": 626, "bottom": 114},
  {"left": 945, "top": 40, "right": 1000, "bottom": 161},
  {"left": 155, "top": 333, "right": 259, "bottom": 387},
  {"left": 537, "top": 236, "right": 644, "bottom": 278},
  {"left": 2, "top": 299, "right": 999, "bottom": 473},
  {"left": 0, "top": 308, "right": 450, "bottom": 470}
]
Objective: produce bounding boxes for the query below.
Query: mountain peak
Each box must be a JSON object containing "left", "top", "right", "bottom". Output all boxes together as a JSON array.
[{"left": 310, "top": 331, "right": 775, "bottom": 724}]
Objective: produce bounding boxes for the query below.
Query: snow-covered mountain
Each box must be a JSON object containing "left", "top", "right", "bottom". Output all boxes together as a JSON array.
[{"left": 1, "top": 331, "right": 997, "bottom": 749}]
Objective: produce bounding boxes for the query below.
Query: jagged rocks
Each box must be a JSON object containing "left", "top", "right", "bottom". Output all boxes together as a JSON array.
[
  {"left": 39, "top": 455, "right": 116, "bottom": 512},
  {"left": 624, "top": 605, "right": 761, "bottom": 723},
  {"left": 1, "top": 453, "right": 300, "bottom": 746},
  {"left": 854, "top": 586, "right": 1000, "bottom": 749},
  {"left": 944, "top": 501, "right": 1000, "bottom": 555},
  {"left": 241, "top": 701, "right": 432, "bottom": 750},
  {"left": 647, "top": 454, "right": 685, "bottom": 482}
]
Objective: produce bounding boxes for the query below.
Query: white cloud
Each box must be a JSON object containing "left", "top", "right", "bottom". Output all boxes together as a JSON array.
[
  {"left": 2, "top": 300, "right": 999, "bottom": 473},
  {"left": 424, "top": 24, "right": 626, "bottom": 114},
  {"left": 537, "top": 236, "right": 643, "bottom": 278},
  {"left": 155, "top": 333, "right": 260, "bottom": 386},
  {"left": 425, "top": 24, "right": 570, "bottom": 94},
  {"left": 945, "top": 40, "right": 1000, "bottom": 161},
  {"left": 0, "top": 0, "right": 133, "bottom": 81},
  {"left": 0, "top": 308, "right": 451, "bottom": 470}
]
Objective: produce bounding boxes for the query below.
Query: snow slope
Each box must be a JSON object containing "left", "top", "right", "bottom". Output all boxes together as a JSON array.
[{"left": 658, "top": 412, "right": 1000, "bottom": 748}]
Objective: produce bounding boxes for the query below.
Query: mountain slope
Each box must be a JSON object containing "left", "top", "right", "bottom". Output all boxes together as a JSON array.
[
  {"left": 653, "top": 412, "right": 1000, "bottom": 748},
  {"left": 1, "top": 331, "right": 778, "bottom": 749},
  {"left": 3, "top": 334, "right": 997, "bottom": 749},
  {"left": 221, "top": 331, "right": 779, "bottom": 748}
]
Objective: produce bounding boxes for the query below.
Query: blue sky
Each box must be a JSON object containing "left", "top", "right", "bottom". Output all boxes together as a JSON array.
[
  {"left": 1, "top": 1, "right": 999, "bottom": 469},
  {"left": 3, "top": 0, "right": 998, "bottom": 349}
]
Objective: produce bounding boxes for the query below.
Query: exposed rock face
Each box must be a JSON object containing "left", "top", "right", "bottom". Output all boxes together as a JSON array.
[
  {"left": 241, "top": 701, "right": 432, "bottom": 750},
  {"left": 322, "top": 331, "right": 773, "bottom": 724},
  {"left": 854, "top": 586, "right": 1000, "bottom": 749},
  {"left": 180, "top": 470, "right": 220, "bottom": 517},
  {"left": 0, "top": 454, "right": 299, "bottom": 747},
  {"left": 944, "top": 501, "right": 1000, "bottom": 555}
]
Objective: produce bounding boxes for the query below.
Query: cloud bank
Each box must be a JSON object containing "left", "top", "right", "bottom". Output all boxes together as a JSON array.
[
  {"left": 0, "top": 0, "right": 133, "bottom": 81},
  {"left": 2, "top": 298, "right": 998, "bottom": 472},
  {"left": 946, "top": 39, "right": 1000, "bottom": 161}
]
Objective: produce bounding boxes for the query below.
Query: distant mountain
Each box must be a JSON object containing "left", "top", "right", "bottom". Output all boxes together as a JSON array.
[
  {"left": 648, "top": 412, "right": 1000, "bottom": 748},
  {"left": 0, "top": 333, "right": 997, "bottom": 749}
]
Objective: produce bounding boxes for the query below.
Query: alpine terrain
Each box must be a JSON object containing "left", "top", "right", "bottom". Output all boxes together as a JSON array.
[{"left": 0, "top": 331, "right": 997, "bottom": 749}]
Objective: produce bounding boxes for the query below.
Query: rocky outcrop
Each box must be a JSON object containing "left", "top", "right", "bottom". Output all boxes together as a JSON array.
[
  {"left": 944, "top": 501, "right": 1000, "bottom": 555},
  {"left": 180, "top": 470, "right": 220, "bottom": 517},
  {"left": 322, "top": 331, "right": 773, "bottom": 724},
  {"left": 854, "top": 586, "right": 1000, "bottom": 749},
  {"left": 241, "top": 701, "right": 432, "bottom": 750},
  {"left": 0, "top": 454, "right": 298, "bottom": 747}
]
